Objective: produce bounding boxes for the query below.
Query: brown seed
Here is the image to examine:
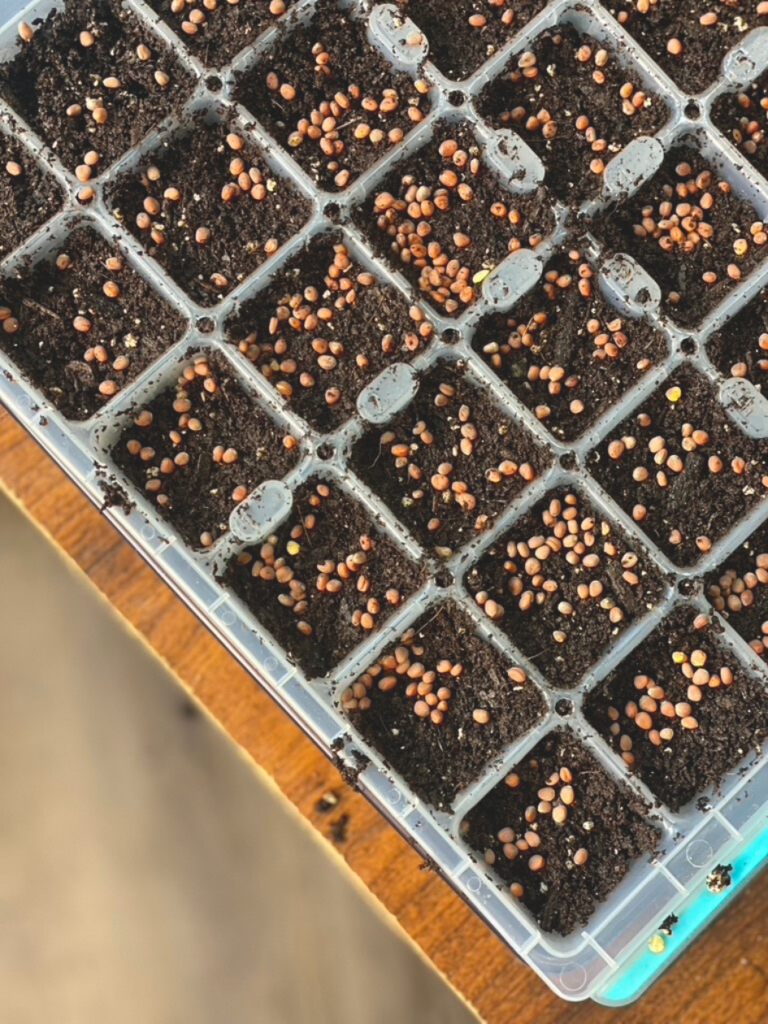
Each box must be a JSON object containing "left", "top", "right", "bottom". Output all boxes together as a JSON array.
[
  {"left": 5, "top": 161, "right": 22, "bottom": 177},
  {"left": 573, "top": 848, "right": 589, "bottom": 866},
  {"left": 80, "top": 30, "right": 95, "bottom": 46},
  {"left": 667, "top": 38, "right": 683, "bottom": 56},
  {"left": 472, "top": 708, "right": 490, "bottom": 725},
  {"left": 18, "top": 21, "right": 34, "bottom": 42},
  {"left": 103, "top": 281, "right": 120, "bottom": 298},
  {"left": 529, "top": 854, "right": 545, "bottom": 872}
]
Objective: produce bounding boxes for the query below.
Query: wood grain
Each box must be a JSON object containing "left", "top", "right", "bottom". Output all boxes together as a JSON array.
[{"left": 2, "top": 404, "right": 768, "bottom": 1024}]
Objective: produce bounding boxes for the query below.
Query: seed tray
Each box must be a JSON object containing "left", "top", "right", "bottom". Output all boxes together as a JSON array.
[{"left": 3, "top": 0, "right": 768, "bottom": 1007}]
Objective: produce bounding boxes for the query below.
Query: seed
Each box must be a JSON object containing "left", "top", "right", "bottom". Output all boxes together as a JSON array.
[
  {"left": 505, "top": 773, "right": 520, "bottom": 788},
  {"left": 136, "top": 43, "right": 151, "bottom": 60},
  {"left": 155, "top": 71, "right": 170, "bottom": 87},
  {"left": 6, "top": 161, "right": 22, "bottom": 177},
  {"left": 18, "top": 21, "right": 34, "bottom": 42},
  {"left": 667, "top": 38, "right": 683, "bottom": 56},
  {"left": 529, "top": 855, "right": 545, "bottom": 872},
  {"left": 472, "top": 708, "right": 490, "bottom": 724},
  {"left": 573, "top": 848, "right": 589, "bottom": 866},
  {"left": 80, "top": 30, "right": 95, "bottom": 46},
  {"left": 103, "top": 281, "right": 120, "bottom": 298}
]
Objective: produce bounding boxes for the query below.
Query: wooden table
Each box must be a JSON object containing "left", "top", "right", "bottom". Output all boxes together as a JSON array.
[{"left": 3, "top": 404, "right": 768, "bottom": 1024}]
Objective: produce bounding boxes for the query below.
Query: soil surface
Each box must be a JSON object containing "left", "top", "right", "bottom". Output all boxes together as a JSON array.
[
  {"left": 601, "top": 0, "right": 768, "bottom": 96},
  {"left": 346, "top": 601, "right": 546, "bottom": 810},
  {"left": 0, "top": 136, "right": 64, "bottom": 259},
  {"left": 351, "top": 360, "right": 550, "bottom": 556},
  {"left": 462, "top": 727, "right": 659, "bottom": 935},
  {"left": 587, "top": 364, "right": 768, "bottom": 568},
  {"left": 472, "top": 249, "right": 667, "bottom": 442},
  {"left": 226, "top": 230, "right": 432, "bottom": 433},
  {"left": 146, "top": 0, "right": 294, "bottom": 68},
  {"left": 478, "top": 25, "right": 669, "bottom": 205},
  {"left": 0, "top": 227, "right": 188, "bottom": 421},
  {"left": 113, "top": 349, "right": 298, "bottom": 548},
  {"left": 396, "top": 0, "right": 547, "bottom": 81},
  {"left": 223, "top": 478, "right": 425, "bottom": 677},
  {"left": 708, "top": 274, "right": 768, "bottom": 387},
  {"left": 106, "top": 110, "right": 312, "bottom": 306},
  {"left": 0, "top": 0, "right": 195, "bottom": 176},
  {"left": 354, "top": 120, "right": 554, "bottom": 317},
  {"left": 596, "top": 144, "right": 768, "bottom": 327},
  {"left": 711, "top": 73, "right": 768, "bottom": 186},
  {"left": 705, "top": 518, "right": 768, "bottom": 665},
  {"left": 584, "top": 603, "right": 768, "bottom": 811},
  {"left": 235, "top": 0, "right": 430, "bottom": 192},
  {"left": 466, "top": 487, "right": 665, "bottom": 690}
]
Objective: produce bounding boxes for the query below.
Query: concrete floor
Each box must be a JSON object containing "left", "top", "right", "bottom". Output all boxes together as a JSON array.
[{"left": 0, "top": 491, "right": 476, "bottom": 1024}]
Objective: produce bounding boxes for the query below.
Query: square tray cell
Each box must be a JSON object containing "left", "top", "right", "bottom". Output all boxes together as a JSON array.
[
  {"left": 461, "top": 727, "right": 659, "bottom": 935},
  {"left": 0, "top": 0, "right": 195, "bottom": 177},
  {"left": 472, "top": 247, "right": 668, "bottom": 443},
  {"left": 226, "top": 230, "right": 434, "bottom": 433},
  {"left": 707, "top": 283, "right": 768, "bottom": 385},
  {"left": 712, "top": 75, "right": 768, "bottom": 187},
  {"left": 233, "top": 0, "right": 431, "bottom": 192},
  {"left": 144, "top": 0, "right": 295, "bottom": 68},
  {"left": 112, "top": 349, "right": 299, "bottom": 549},
  {"left": 353, "top": 119, "right": 554, "bottom": 317},
  {"left": 0, "top": 134, "right": 64, "bottom": 259},
  {"left": 586, "top": 364, "right": 768, "bottom": 569},
  {"left": 105, "top": 109, "right": 313, "bottom": 306},
  {"left": 600, "top": 0, "right": 768, "bottom": 97},
  {"left": 350, "top": 359, "right": 550, "bottom": 556},
  {"left": 223, "top": 477, "right": 425, "bottom": 677},
  {"left": 0, "top": 224, "right": 188, "bottom": 421},
  {"left": 594, "top": 141, "right": 768, "bottom": 327},
  {"left": 706, "top": 517, "right": 768, "bottom": 664},
  {"left": 465, "top": 487, "right": 665, "bottom": 690},
  {"left": 584, "top": 603, "right": 768, "bottom": 812},
  {"left": 342, "top": 599, "right": 547, "bottom": 811},
  {"left": 477, "top": 24, "right": 670, "bottom": 206},
  {"left": 397, "top": 0, "right": 548, "bottom": 81}
]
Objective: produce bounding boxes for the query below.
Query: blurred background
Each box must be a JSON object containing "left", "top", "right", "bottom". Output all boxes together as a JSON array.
[{"left": 0, "top": 489, "right": 476, "bottom": 1024}]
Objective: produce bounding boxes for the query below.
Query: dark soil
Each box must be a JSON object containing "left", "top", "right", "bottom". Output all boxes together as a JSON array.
[
  {"left": 113, "top": 349, "right": 298, "bottom": 548},
  {"left": 600, "top": 0, "right": 768, "bottom": 96},
  {"left": 0, "top": 227, "right": 188, "bottom": 421},
  {"left": 234, "top": 0, "right": 431, "bottom": 192},
  {"left": 711, "top": 74, "right": 768, "bottom": 185},
  {"left": 396, "top": 0, "right": 548, "bottom": 81},
  {"left": 0, "top": 0, "right": 195, "bottom": 176},
  {"left": 584, "top": 604, "right": 768, "bottom": 811},
  {"left": 226, "top": 230, "right": 432, "bottom": 433},
  {"left": 351, "top": 360, "right": 550, "bottom": 555},
  {"left": 461, "top": 728, "right": 659, "bottom": 935},
  {"left": 707, "top": 278, "right": 768, "bottom": 387},
  {"left": 595, "top": 143, "right": 768, "bottom": 327},
  {"left": 705, "top": 518, "right": 768, "bottom": 664},
  {"left": 345, "top": 601, "right": 547, "bottom": 810},
  {"left": 145, "top": 0, "right": 294, "bottom": 68},
  {"left": 472, "top": 250, "right": 668, "bottom": 442},
  {"left": 466, "top": 487, "right": 665, "bottom": 690},
  {"left": 105, "top": 110, "right": 313, "bottom": 306},
  {"left": 478, "top": 25, "right": 670, "bottom": 205},
  {"left": 0, "top": 137, "right": 64, "bottom": 258},
  {"left": 587, "top": 365, "right": 768, "bottom": 568},
  {"left": 353, "top": 120, "right": 554, "bottom": 317},
  {"left": 223, "top": 478, "right": 425, "bottom": 677}
]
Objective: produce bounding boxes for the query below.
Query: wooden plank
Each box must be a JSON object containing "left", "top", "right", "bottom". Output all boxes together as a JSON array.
[{"left": 2, "top": 405, "right": 768, "bottom": 1024}]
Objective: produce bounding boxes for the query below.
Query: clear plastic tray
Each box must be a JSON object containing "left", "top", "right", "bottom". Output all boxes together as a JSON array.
[{"left": 2, "top": 0, "right": 768, "bottom": 1005}]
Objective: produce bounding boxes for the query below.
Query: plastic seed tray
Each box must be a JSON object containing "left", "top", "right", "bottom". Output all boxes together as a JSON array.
[{"left": 4, "top": 0, "right": 768, "bottom": 1005}]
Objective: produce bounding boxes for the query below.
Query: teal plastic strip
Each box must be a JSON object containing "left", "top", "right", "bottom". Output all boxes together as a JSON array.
[{"left": 595, "top": 819, "right": 768, "bottom": 1007}]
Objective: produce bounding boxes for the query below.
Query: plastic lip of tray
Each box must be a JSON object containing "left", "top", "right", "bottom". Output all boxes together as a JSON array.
[{"left": 3, "top": 0, "right": 768, "bottom": 1004}]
